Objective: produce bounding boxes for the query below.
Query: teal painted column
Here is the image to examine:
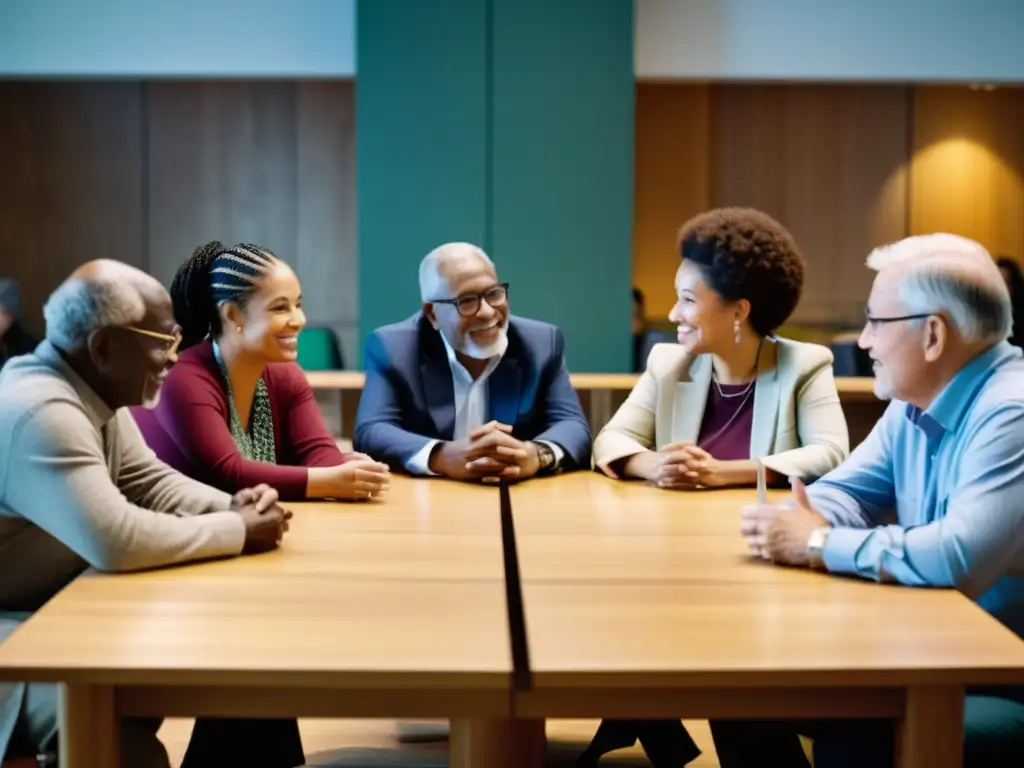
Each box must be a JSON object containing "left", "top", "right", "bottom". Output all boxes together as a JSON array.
[
  {"left": 357, "top": 0, "right": 634, "bottom": 371},
  {"left": 490, "top": 0, "right": 634, "bottom": 372},
  {"left": 356, "top": 0, "right": 489, "bottom": 353}
]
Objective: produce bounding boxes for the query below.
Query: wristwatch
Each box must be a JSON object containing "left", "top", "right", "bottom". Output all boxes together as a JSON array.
[
  {"left": 807, "top": 526, "right": 831, "bottom": 570},
  {"left": 531, "top": 441, "right": 558, "bottom": 475}
]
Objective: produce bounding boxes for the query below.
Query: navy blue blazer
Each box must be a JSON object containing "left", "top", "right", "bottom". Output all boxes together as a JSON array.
[{"left": 353, "top": 313, "right": 591, "bottom": 472}]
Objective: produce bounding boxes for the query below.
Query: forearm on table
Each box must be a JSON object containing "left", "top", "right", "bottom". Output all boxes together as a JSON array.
[
  {"left": 714, "top": 459, "right": 774, "bottom": 488},
  {"left": 305, "top": 467, "right": 336, "bottom": 498},
  {"left": 620, "top": 451, "right": 659, "bottom": 480}
]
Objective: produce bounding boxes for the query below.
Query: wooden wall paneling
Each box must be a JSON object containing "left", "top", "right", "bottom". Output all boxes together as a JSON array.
[
  {"left": 0, "top": 82, "right": 144, "bottom": 335},
  {"left": 146, "top": 82, "right": 298, "bottom": 291},
  {"left": 910, "top": 86, "right": 1024, "bottom": 259},
  {"left": 711, "top": 85, "right": 789, "bottom": 213},
  {"left": 832, "top": 86, "right": 911, "bottom": 321},
  {"left": 295, "top": 81, "right": 358, "bottom": 367},
  {"left": 711, "top": 84, "right": 909, "bottom": 329},
  {"left": 632, "top": 83, "right": 712, "bottom": 321}
]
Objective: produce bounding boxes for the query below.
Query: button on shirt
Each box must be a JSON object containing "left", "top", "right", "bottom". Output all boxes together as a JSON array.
[
  {"left": 807, "top": 342, "right": 1024, "bottom": 639},
  {"left": 406, "top": 333, "right": 563, "bottom": 475}
]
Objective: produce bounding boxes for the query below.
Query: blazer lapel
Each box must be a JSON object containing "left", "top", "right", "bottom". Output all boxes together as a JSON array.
[
  {"left": 420, "top": 357, "right": 456, "bottom": 440},
  {"left": 750, "top": 339, "right": 781, "bottom": 459},
  {"left": 670, "top": 353, "right": 711, "bottom": 445},
  {"left": 488, "top": 356, "right": 522, "bottom": 427}
]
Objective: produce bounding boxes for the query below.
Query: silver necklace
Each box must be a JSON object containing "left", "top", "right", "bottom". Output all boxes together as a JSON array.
[
  {"left": 700, "top": 384, "right": 756, "bottom": 447},
  {"left": 712, "top": 375, "right": 753, "bottom": 399},
  {"left": 711, "top": 337, "right": 765, "bottom": 398}
]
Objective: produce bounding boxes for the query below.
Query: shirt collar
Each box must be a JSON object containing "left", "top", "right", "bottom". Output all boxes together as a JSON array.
[
  {"left": 439, "top": 330, "right": 507, "bottom": 385},
  {"left": 912, "top": 341, "right": 1020, "bottom": 435},
  {"left": 35, "top": 339, "right": 115, "bottom": 428}
]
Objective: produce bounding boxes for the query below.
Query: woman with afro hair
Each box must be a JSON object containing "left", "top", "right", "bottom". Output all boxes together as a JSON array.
[
  {"left": 583, "top": 208, "right": 850, "bottom": 766},
  {"left": 593, "top": 206, "right": 849, "bottom": 492}
]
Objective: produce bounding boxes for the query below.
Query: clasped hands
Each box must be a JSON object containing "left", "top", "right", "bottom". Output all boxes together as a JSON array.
[
  {"left": 646, "top": 441, "right": 729, "bottom": 490},
  {"left": 430, "top": 421, "right": 541, "bottom": 483},
  {"left": 229, "top": 483, "right": 292, "bottom": 554}
]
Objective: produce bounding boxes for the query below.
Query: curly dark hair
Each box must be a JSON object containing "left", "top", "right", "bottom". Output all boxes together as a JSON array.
[
  {"left": 170, "top": 241, "right": 281, "bottom": 350},
  {"left": 677, "top": 207, "right": 805, "bottom": 337}
]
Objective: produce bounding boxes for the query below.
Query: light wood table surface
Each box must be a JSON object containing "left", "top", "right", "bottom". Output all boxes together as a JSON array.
[
  {"left": 508, "top": 473, "right": 1024, "bottom": 768},
  {"left": 1, "top": 472, "right": 1014, "bottom": 768},
  {"left": 306, "top": 370, "right": 883, "bottom": 439},
  {"left": 0, "top": 478, "right": 523, "bottom": 768}
]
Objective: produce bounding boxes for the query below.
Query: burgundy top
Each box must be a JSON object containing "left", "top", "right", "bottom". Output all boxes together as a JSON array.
[
  {"left": 696, "top": 380, "right": 755, "bottom": 461},
  {"left": 132, "top": 340, "right": 349, "bottom": 499}
]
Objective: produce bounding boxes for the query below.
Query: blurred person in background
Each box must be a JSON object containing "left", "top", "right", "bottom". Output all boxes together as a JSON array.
[
  {"left": 997, "top": 257, "right": 1024, "bottom": 347},
  {"left": 0, "top": 279, "right": 40, "bottom": 370},
  {"left": 632, "top": 286, "right": 647, "bottom": 372}
]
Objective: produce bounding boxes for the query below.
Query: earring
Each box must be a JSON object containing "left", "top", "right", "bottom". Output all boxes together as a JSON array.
[
  {"left": 734, "top": 319, "right": 741, "bottom": 344},
  {"left": 235, "top": 325, "right": 243, "bottom": 333}
]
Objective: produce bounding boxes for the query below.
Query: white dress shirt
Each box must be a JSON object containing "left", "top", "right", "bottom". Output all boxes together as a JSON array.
[{"left": 405, "top": 333, "right": 563, "bottom": 475}]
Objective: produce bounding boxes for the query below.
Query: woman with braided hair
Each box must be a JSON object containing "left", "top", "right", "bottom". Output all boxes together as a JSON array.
[
  {"left": 132, "top": 242, "right": 391, "bottom": 765},
  {"left": 133, "top": 242, "right": 390, "bottom": 503}
]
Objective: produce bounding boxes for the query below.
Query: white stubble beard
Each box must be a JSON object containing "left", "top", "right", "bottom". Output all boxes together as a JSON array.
[{"left": 458, "top": 324, "right": 508, "bottom": 360}]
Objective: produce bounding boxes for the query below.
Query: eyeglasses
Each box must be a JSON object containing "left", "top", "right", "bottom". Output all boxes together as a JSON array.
[
  {"left": 430, "top": 283, "right": 509, "bottom": 317},
  {"left": 123, "top": 326, "right": 182, "bottom": 357},
  {"left": 863, "top": 309, "right": 936, "bottom": 332}
]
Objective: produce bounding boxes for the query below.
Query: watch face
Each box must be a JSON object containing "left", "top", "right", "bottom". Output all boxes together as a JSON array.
[{"left": 536, "top": 444, "right": 554, "bottom": 468}]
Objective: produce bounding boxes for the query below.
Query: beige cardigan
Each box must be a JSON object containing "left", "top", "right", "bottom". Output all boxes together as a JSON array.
[
  {"left": 0, "top": 342, "right": 245, "bottom": 762},
  {"left": 593, "top": 337, "right": 850, "bottom": 480}
]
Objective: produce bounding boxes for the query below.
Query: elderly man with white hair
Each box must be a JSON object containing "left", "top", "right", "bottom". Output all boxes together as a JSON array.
[
  {"left": 354, "top": 241, "right": 591, "bottom": 482},
  {"left": 0, "top": 260, "right": 291, "bottom": 767},
  {"left": 708, "top": 234, "right": 1024, "bottom": 767}
]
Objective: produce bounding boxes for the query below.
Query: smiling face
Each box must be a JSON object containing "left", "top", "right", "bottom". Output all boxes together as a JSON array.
[
  {"left": 858, "top": 266, "right": 930, "bottom": 402},
  {"left": 424, "top": 252, "right": 509, "bottom": 359},
  {"left": 93, "top": 284, "right": 181, "bottom": 410},
  {"left": 668, "top": 259, "right": 745, "bottom": 355},
  {"left": 227, "top": 260, "right": 306, "bottom": 363}
]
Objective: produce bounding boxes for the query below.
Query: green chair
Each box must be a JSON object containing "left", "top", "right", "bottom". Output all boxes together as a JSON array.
[{"left": 297, "top": 326, "right": 345, "bottom": 370}]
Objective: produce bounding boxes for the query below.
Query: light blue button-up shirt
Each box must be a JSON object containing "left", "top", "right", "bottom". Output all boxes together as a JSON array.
[{"left": 808, "top": 341, "right": 1024, "bottom": 639}]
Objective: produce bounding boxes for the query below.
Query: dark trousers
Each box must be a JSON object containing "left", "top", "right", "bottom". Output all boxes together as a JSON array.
[
  {"left": 578, "top": 719, "right": 701, "bottom": 767},
  {"left": 181, "top": 717, "right": 305, "bottom": 768},
  {"left": 710, "top": 693, "right": 1024, "bottom": 768},
  {"left": 581, "top": 692, "right": 1024, "bottom": 768}
]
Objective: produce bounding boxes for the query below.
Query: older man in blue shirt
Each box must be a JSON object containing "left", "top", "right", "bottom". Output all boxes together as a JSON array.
[{"left": 726, "top": 234, "right": 1024, "bottom": 768}]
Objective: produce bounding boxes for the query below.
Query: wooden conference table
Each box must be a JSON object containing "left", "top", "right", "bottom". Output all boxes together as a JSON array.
[
  {"left": 0, "top": 474, "right": 1021, "bottom": 768},
  {"left": 307, "top": 371, "right": 884, "bottom": 446}
]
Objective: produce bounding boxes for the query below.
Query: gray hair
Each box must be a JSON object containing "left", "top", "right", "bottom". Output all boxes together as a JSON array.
[
  {"left": 43, "top": 275, "right": 147, "bottom": 351},
  {"left": 866, "top": 234, "right": 1012, "bottom": 345},
  {"left": 419, "top": 242, "right": 494, "bottom": 302}
]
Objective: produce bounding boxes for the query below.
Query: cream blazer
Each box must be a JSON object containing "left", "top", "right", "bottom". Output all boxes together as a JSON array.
[{"left": 593, "top": 337, "right": 850, "bottom": 480}]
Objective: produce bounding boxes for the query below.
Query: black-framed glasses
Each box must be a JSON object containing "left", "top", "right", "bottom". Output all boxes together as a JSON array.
[
  {"left": 430, "top": 283, "right": 509, "bottom": 317},
  {"left": 123, "top": 325, "right": 182, "bottom": 357},
  {"left": 863, "top": 309, "right": 935, "bottom": 332}
]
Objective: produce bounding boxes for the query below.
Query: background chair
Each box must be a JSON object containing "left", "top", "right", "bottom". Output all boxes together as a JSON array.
[
  {"left": 829, "top": 330, "right": 872, "bottom": 377},
  {"left": 297, "top": 326, "right": 345, "bottom": 370}
]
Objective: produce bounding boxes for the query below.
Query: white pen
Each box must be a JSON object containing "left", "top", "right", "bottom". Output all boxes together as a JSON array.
[{"left": 756, "top": 459, "right": 767, "bottom": 505}]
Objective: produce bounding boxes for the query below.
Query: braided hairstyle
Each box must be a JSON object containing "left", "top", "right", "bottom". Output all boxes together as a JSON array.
[{"left": 170, "top": 241, "right": 281, "bottom": 350}]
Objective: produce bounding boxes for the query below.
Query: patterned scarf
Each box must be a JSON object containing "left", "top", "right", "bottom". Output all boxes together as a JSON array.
[{"left": 212, "top": 342, "right": 277, "bottom": 463}]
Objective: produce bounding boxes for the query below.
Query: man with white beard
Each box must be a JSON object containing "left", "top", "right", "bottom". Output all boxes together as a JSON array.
[{"left": 354, "top": 241, "right": 591, "bottom": 482}]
